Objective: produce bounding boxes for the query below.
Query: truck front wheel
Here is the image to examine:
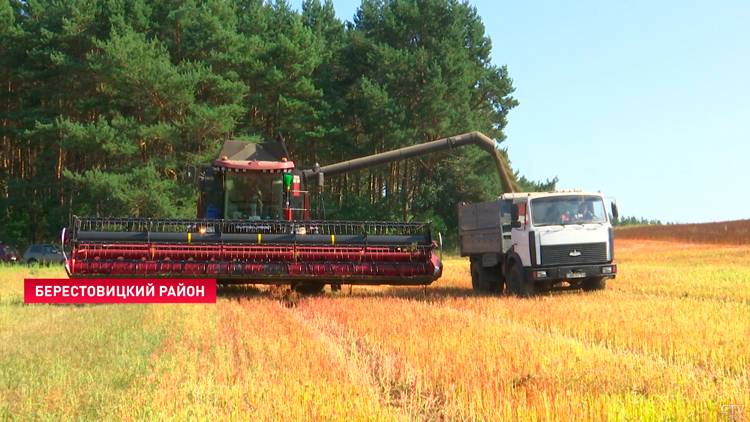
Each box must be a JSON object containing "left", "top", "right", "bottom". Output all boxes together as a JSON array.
[
  {"left": 507, "top": 265, "right": 534, "bottom": 298},
  {"left": 582, "top": 277, "right": 607, "bottom": 291}
]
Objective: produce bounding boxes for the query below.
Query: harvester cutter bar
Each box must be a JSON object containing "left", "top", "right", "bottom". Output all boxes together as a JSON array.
[{"left": 65, "top": 217, "right": 442, "bottom": 284}]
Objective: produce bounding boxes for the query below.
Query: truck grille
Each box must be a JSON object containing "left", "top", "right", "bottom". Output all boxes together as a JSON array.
[{"left": 540, "top": 242, "right": 608, "bottom": 266}]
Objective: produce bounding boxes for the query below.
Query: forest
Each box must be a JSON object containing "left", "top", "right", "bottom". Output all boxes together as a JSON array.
[{"left": 0, "top": 0, "right": 556, "bottom": 247}]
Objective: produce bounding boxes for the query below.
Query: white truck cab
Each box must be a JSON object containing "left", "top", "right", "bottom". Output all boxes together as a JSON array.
[{"left": 458, "top": 191, "right": 618, "bottom": 296}]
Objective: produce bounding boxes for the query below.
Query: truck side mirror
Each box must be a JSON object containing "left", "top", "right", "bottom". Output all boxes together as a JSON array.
[
  {"left": 510, "top": 220, "right": 522, "bottom": 228},
  {"left": 611, "top": 201, "right": 619, "bottom": 220}
]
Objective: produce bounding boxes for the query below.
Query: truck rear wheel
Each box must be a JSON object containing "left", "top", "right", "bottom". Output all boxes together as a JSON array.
[
  {"left": 471, "top": 261, "right": 494, "bottom": 293},
  {"left": 507, "top": 265, "right": 534, "bottom": 298},
  {"left": 582, "top": 277, "right": 607, "bottom": 291}
]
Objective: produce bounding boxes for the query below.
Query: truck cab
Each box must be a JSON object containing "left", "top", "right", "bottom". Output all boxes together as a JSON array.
[{"left": 459, "top": 191, "right": 618, "bottom": 296}]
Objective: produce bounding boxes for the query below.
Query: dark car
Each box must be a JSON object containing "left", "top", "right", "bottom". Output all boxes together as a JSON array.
[{"left": 0, "top": 245, "right": 21, "bottom": 263}]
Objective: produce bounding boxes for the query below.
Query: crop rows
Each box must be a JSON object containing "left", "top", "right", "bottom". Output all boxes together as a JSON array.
[
  {"left": 1, "top": 238, "right": 748, "bottom": 421},
  {"left": 616, "top": 219, "right": 750, "bottom": 245}
]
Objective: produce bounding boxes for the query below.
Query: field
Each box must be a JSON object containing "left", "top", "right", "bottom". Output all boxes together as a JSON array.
[
  {"left": 1, "top": 236, "right": 749, "bottom": 421},
  {"left": 615, "top": 219, "right": 750, "bottom": 245}
]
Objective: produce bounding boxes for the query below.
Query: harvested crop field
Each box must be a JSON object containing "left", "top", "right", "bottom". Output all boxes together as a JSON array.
[
  {"left": 615, "top": 219, "right": 750, "bottom": 245},
  {"left": 1, "top": 237, "right": 749, "bottom": 421}
]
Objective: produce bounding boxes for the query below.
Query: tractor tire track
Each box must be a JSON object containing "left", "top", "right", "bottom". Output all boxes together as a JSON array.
[
  {"left": 424, "top": 297, "right": 749, "bottom": 390},
  {"left": 283, "top": 299, "right": 458, "bottom": 422}
]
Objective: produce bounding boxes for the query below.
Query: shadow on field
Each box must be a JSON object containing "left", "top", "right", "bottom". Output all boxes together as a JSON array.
[
  {"left": 216, "top": 284, "right": 265, "bottom": 300},
  {"left": 215, "top": 284, "right": 493, "bottom": 301},
  {"left": 214, "top": 283, "right": 584, "bottom": 306},
  {"left": 304, "top": 285, "right": 582, "bottom": 301},
  {"left": 377, "top": 285, "right": 481, "bottom": 300},
  {"left": 318, "top": 285, "right": 493, "bottom": 302}
]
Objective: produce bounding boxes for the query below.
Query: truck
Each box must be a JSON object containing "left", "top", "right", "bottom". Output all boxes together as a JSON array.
[{"left": 458, "top": 191, "right": 619, "bottom": 296}]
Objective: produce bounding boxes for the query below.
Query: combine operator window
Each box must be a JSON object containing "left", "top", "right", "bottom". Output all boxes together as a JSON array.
[
  {"left": 531, "top": 195, "right": 607, "bottom": 226},
  {"left": 225, "top": 173, "right": 284, "bottom": 220}
]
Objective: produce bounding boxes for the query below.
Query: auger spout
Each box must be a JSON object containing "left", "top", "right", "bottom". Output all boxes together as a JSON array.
[{"left": 303, "top": 132, "right": 521, "bottom": 194}]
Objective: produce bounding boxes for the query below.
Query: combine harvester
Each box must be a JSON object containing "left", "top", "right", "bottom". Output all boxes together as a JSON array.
[{"left": 63, "top": 132, "right": 516, "bottom": 293}]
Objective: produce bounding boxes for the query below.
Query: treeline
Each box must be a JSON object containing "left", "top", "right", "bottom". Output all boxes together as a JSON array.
[
  {"left": 0, "top": 0, "right": 553, "bottom": 246},
  {"left": 613, "top": 216, "right": 663, "bottom": 227}
]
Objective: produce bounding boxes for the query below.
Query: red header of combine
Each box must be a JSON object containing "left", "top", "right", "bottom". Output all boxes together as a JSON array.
[{"left": 24, "top": 278, "right": 217, "bottom": 303}]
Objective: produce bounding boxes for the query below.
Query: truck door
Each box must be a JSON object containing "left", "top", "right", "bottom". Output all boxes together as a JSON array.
[
  {"left": 500, "top": 199, "right": 513, "bottom": 252},
  {"left": 511, "top": 201, "right": 532, "bottom": 267}
]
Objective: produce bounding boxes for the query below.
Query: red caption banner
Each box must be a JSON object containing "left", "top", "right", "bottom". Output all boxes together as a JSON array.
[{"left": 24, "top": 279, "right": 217, "bottom": 304}]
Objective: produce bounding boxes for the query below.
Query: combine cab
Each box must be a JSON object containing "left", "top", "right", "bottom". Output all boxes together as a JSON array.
[{"left": 63, "top": 131, "right": 514, "bottom": 290}]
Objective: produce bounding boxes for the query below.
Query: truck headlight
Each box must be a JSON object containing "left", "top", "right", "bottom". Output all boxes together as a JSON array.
[
  {"left": 601, "top": 266, "right": 614, "bottom": 274},
  {"left": 534, "top": 270, "right": 548, "bottom": 278}
]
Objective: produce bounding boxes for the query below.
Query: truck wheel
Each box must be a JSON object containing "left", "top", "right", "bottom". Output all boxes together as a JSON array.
[
  {"left": 507, "top": 265, "right": 534, "bottom": 298},
  {"left": 582, "top": 277, "right": 607, "bottom": 291},
  {"left": 471, "top": 261, "right": 493, "bottom": 292},
  {"left": 294, "top": 282, "right": 326, "bottom": 295}
]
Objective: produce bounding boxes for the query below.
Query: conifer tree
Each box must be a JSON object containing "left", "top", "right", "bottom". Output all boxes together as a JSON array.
[{"left": 0, "top": 0, "right": 556, "bottom": 246}]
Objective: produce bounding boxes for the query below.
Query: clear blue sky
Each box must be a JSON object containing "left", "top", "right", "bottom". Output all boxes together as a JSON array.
[{"left": 288, "top": 0, "right": 750, "bottom": 224}]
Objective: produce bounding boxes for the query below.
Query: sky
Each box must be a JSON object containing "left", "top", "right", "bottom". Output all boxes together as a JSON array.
[{"left": 287, "top": 0, "right": 750, "bottom": 224}]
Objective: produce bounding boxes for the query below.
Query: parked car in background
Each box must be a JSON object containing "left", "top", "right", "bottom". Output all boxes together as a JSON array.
[
  {"left": 23, "top": 244, "right": 65, "bottom": 265},
  {"left": 0, "top": 245, "right": 21, "bottom": 263}
]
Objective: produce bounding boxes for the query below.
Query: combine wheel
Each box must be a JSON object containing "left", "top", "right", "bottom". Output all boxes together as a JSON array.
[
  {"left": 582, "top": 277, "right": 607, "bottom": 291},
  {"left": 471, "top": 261, "right": 494, "bottom": 293},
  {"left": 506, "top": 265, "right": 534, "bottom": 298},
  {"left": 294, "top": 282, "right": 326, "bottom": 295}
]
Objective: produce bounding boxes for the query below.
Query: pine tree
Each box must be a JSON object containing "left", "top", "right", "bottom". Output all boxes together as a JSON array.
[
  {"left": 0, "top": 0, "right": 554, "bottom": 245},
  {"left": 299, "top": 0, "right": 347, "bottom": 168},
  {"left": 339, "top": 0, "right": 523, "bottom": 222}
]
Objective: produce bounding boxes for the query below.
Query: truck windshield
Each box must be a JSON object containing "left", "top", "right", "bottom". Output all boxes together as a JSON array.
[
  {"left": 224, "top": 173, "right": 284, "bottom": 220},
  {"left": 530, "top": 195, "right": 607, "bottom": 226}
]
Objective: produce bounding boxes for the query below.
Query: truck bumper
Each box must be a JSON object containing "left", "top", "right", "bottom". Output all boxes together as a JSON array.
[{"left": 525, "top": 263, "right": 616, "bottom": 282}]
